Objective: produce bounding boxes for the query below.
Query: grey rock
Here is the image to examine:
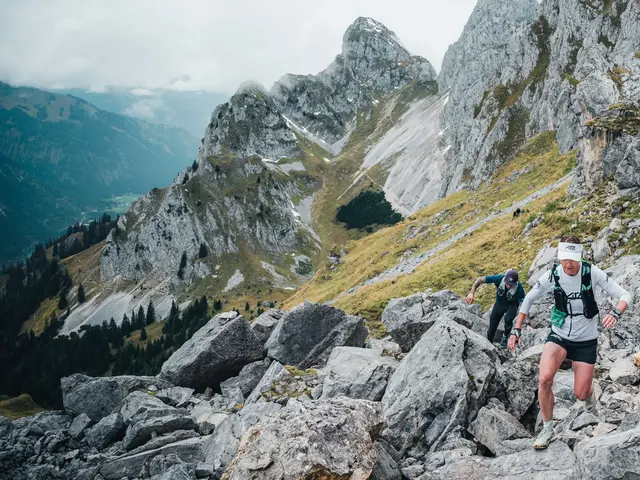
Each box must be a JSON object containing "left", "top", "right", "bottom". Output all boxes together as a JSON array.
[
  {"left": 203, "top": 402, "right": 282, "bottom": 474},
  {"left": 195, "top": 463, "right": 214, "bottom": 478},
  {"left": 489, "top": 344, "right": 542, "bottom": 419},
  {"left": 265, "top": 301, "right": 368, "bottom": 368},
  {"left": 367, "top": 336, "right": 403, "bottom": 358},
  {"left": 528, "top": 243, "right": 557, "bottom": 286},
  {"left": 120, "top": 391, "right": 179, "bottom": 425},
  {"left": 382, "top": 290, "right": 483, "bottom": 351},
  {"left": 609, "top": 354, "right": 640, "bottom": 385},
  {"left": 155, "top": 387, "right": 195, "bottom": 409},
  {"left": 571, "top": 412, "right": 599, "bottom": 431},
  {"left": 0, "top": 415, "right": 13, "bottom": 438},
  {"left": 382, "top": 319, "right": 498, "bottom": 455},
  {"left": 123, "top": 413, "right": 198, "bottom": 451},
  {"left": 593, "top": 227, "right": 612, "bottom": 263},
  {"left": 120, "top": 391, "right": 197, "bottom": 450},
  {"left": 219, "top": 358, "right": 272, "bottom": 399},
  {"left": 320, "top": 346, "right": 398, "bottom": 401},
  {"left": 468, "top": 404, "right": 532, "bottom": 456},
  {"left": 190, "top": 402, "right": 228, "bottom": 435},
  {"left": 99, "top": 435, "right": 208, "bottom": 480},
  {"left": 85, "top": 413, "right": 125, "bottom": 450},
  {"left": 575, "top": 426, "right": 640, "bottom": 479},
  {"left": 250, "top": 310, "right": 284, "bottom": 344},
  {"left": 61, "top": 373, "right": 172, "bottom": 422},
  {"left": 244, "top": 361, "right": 292, "bottom": 404},
  {"left": 149, "top": 463, "right": 194, "bottom": 480},
  {"left": 68, "top": 413, "right": 93, "bottom": 440},
  {"left": 417, "top": 440, "right": 577, "bottom": 479},
  {"left": 222, "top": 397, "right": 382, "bottom": 479},
  {"left": 370, "top": 440, "right": 403, "bottom": 480},
  {"left": 127, "top": 430, "right": 200, "bottom": 456},
  {"left": 402, "top": 464, "right": 424, "bottom": 478},
  {"left": 159, "top": 313, "right": 264, "bottom": 390}
]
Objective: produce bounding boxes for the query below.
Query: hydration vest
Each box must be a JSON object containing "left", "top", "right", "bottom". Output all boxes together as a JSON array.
[
  {"left": 551, "top": 261, "right": 599, "bottom": 319},
  {"left": 497, "top": 278, "right": 519, "bottom": 302}
]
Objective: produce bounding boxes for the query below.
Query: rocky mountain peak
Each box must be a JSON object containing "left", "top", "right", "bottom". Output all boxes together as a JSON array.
[{"left": 198, "top": 84, "right": 300, "bottom": 161}]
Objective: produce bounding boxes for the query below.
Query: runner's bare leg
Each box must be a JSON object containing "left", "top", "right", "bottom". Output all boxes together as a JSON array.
[{"left": 538, "top": 342, "right": 567, "bottom": 422}]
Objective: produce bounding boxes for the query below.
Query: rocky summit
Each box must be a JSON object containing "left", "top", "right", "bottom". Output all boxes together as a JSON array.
[{"left": 3, "top": 257, "right": 640, "bottom": 479}]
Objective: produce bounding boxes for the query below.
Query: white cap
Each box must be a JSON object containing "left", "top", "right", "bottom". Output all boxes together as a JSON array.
[{"left": 557, "top": 242, "right": 583, "bottom": 261}]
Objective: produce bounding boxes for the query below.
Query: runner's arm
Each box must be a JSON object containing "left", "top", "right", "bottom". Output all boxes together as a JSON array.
[
  {"left": 593, "top": 266, "right": 631, "bottom": 314},
  {"left": 513, "top": 272, "right": 553, "bottom": 330}
]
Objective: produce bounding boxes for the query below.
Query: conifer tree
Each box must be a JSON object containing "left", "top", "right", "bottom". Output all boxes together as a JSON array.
[
  {"left": 77, "top": 284, "right": 85, "bottom": 303},
  {"left": 140, "top": 327, "right": 147, "bottom": 341},
  {"left": 58, "top": 289, "right": 68, "bottom": 310},
  {"left": 146, "top": 301, "right": 155, "bottom": 325}
]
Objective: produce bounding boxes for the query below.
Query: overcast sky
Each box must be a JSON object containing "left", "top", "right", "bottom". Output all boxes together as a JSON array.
[{"left": 0, "top": 0, "right": 478, "bottom": 95}]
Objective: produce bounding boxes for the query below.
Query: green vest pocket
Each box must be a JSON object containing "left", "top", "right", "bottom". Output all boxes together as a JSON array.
[{"left": 551, "top": 306, "right": 566, "bottom": 328}]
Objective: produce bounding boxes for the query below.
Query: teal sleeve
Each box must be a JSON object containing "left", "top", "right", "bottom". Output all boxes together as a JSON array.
[
  {"left": 517, "top": 285, "right": 526, "bottom": 303},
  {"left": 485, "top": 274, "right": 504, "bottom": 286}
]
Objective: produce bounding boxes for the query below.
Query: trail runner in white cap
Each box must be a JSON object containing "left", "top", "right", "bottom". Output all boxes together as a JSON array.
[{"left": 508, "top": 235, "right": 631, "bottom": 449}]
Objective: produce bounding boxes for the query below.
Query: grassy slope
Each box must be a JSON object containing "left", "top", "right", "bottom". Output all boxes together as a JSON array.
[
  {"left": 0, "top": 394, "right": 44, "bottom": 420},
  {"left": 284, "top": 132, "right": 625, "bottom": 334}
]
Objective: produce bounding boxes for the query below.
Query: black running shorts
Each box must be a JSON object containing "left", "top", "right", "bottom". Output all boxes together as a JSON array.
[{"left": 546, "top": 331, "right": 597, "bottom": 364}]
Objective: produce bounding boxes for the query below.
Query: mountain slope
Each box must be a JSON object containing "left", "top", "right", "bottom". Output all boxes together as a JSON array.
[
  {"left": 0, "top": 82, "right": 198, "bottom": 263},
  {"left": 439, "top": 0, "right": 640, "bottom": 196}
]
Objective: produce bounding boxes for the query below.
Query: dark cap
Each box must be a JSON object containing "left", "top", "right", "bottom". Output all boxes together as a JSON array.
[{"left": 505, "top": 270, "right": 519, "bottom": 285}]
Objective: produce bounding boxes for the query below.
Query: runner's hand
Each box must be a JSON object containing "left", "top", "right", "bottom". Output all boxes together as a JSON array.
[
  {"left": 465, "top": 293, "right": 474, "bottom": 305},
  {"left": 602, "top": 314, "right": 617, "bottom": 329},
  {"left": 507, "top": 334, "right": 521, "bottom": 351}
]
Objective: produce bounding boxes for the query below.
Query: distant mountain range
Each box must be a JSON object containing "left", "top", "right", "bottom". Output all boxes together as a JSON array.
[
  {"left": 0, "top": 82, "right": 199, "bottom": 263},
  {"left": 53, "top": 87, "right": 228, "bottom": 138}
]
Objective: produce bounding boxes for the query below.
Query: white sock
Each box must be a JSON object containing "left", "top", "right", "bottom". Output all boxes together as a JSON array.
[{"left": 543, "top": 420, "right": 553, "bottom": 430}]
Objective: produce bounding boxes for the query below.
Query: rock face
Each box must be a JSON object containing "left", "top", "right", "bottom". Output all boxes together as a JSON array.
[
  {"left": 439, "top": 0, "right": 640, "bottom": 197},
  {"left": 271, "top": 17, "right": 437, "bottom": 147},
  {"left": 382, "top": 319, "right": 498, "bottom": 455},
  {"left": 320, "top": 347, "right": 398, "bottom": 401},
  {"left": 265, "top": 302, "right": 368, "bottom": 368},
  {"left": 382, "top": 290, "right": 484, "bottom": 352},
  {"left": 222, "top": 398, "right": 383, "bottom": 479},
  {"left": 159, "top": 312, "right": 264, "bottom": 390},
  {"left": 61, "top": 373, "right": 173, "bottom": 422}
]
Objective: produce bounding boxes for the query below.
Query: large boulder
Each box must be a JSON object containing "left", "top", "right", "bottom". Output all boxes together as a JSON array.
[
  {"left": 61, "top": 373, "right": 172, "bottom": 422},
  {"left": 219, "top": 358, "right": 272, "bottom": 399},
  {"left": 320, "top": 347, "right": 398, "bottom": 401},
  {"left": 575, "top": 426, "right": 640, "bottom": 479},
  {"left": 602, "top": 256, "right": 640, "bottom": 349},
  {"left": 222, "top": 398, "right": 382, "bottom": 479},
  {"left": 85, "top": 413, "right": 125, "bottom": 450},
  {"left": 159, "top": 312, "right": 264, "bottom": 391},
  {"left": 382, "top": 290, "right": 484, "bottom": 352},
  {"left": 592, "top": 227, "right": 612, "bottom": 263},
  {"left": 370, "top": 440, "right": 403, "bottom": 480},
  {"left": 203, "top": 402, "right": 282, "bottom": 475},
  {"left": 468, "top": 403, "right": 532, "bottom": 456},
  {"left": 382, "top": 319, "right": 498, "bottom": 455},
  {"left": 120, "top": 391, "right": 198, "bottom": 451},
  {"left": 417, "top": 440, "right": 577, "bottom": 479},
  {"left": 155, "top": 387, "right": 195, "bottom": 408},
  {"left": 265, "top": 302, "right": 368, "bottom": 368},
  {"left": 251, "top": 309, "right": 284, "bottom": 344}
]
